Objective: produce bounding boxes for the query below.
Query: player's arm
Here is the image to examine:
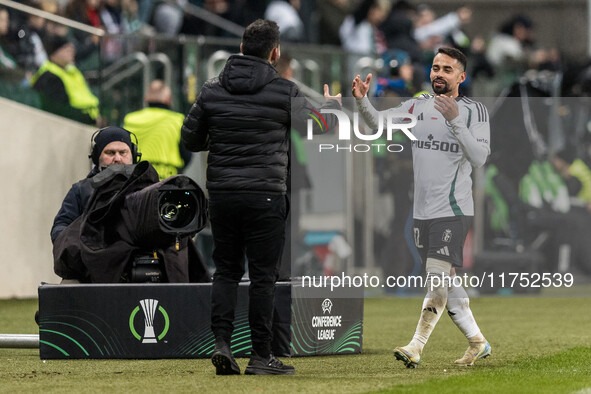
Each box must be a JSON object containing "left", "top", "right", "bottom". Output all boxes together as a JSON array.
[
  {"left": 450, "top": 107, "right": 490, "bottom": 168},
  {"left": 352, "top": 73, "right": 381, "bottom": 129},
  {"left": 352, "top": 73, "right": 410, "bottom": 130},
  {"left": 435, "top": 96, "right": 490, "bottom": 168}
]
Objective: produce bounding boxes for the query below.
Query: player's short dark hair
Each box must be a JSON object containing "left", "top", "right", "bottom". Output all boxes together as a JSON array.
[
  {"left": 437, "top": 47, "right": 467, "bottom": 72},
  {"left": 241, "top": 19, "right": 280, "bottom": 60}
]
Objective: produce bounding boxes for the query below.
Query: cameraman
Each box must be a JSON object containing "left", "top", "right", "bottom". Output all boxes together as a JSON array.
[{"left": 50, "top": 126, "right": 136, "bottom": 244}]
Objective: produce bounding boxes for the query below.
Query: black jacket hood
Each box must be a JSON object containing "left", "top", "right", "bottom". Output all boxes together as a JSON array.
[{"left": 220, "top": 54, "right": 279, "bottom": 94}]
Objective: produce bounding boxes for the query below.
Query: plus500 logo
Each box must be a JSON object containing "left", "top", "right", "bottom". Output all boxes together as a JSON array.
[
  {"left": 412, "top": 138, "right": 460, "bottom": 153},
  {"left": 306, "top": 108, "right": 417, "bottom": 153}
]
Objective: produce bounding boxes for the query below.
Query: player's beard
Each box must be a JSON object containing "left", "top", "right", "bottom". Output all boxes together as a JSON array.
[{"left": 431, "top": 78, "right": 450, "bottom": 95}]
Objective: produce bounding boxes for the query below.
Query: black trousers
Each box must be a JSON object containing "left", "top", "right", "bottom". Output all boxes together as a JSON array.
[
  {"left": 278, "top": 191, "right": 299, "bottom": 280},
  {"left": 209, "top": 192, "right": 287, "bottom": 357}
]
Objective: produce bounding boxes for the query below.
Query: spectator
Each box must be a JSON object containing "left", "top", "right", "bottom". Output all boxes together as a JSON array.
[
  {"left": 380, "top": 0, "right": 420, "bottom": 63},
  {"left": 229, "top": 0, "right": 267, "bottom": 28},
  {"left": 374, "top": 49, "right": 416, "bottom": 97},
  {"left": 469, "top": 35, "right": 495, "bottom": 79},
  {"left": 153, "top": 0, "right": 188, "bottom": 36},
  {"left": 100, "top": 0, "right": 126, "bottom": 33},
  {"left": 100, "top": 0, "right": 129, "bottom": 61},
  {"left": 486, "top": 14, "right": 534, "bottom": 68},
  {"left": 552, "top": 148, "right": 591, "bottom": 211},
  {"left": 530, "top": 47, "right": 562, "bottom": 72},
  {"left": 121, "top": 0, "right": 147, "bottom": 33},
  {"left": 8, "top": 2, "right": 48, "bottom": 74},
  {"left": 136, "top": 0, "right": 154, "bottom": 24},
  {"left": 64, "top": 0, "right": 102, "bottom": 65},
  {"left": 152, "top": 0, "right": 185, "bottom": 36},
  {"left": 46, "top": 18, "right": 70, "bottom": 38},
  {"left": 264, "top": 0, "right": 304, "bottom": 42},
  {"left": 37, "top": 0, "right": 65, "bottom": 36},
  {"left": 65, "top": 0, "right": 102, "bottom": 28},
  {"left": 317, "top": 0, "right": 349, "bottom": 46},
  {"left": 123, "top": 80, "right": 191, "bottom": 180},
  {"left": 413, "top": 4, "right": 471, "bottom": 54},
  {"left": 31, "top": 34, "right": 101, "bottom": 125},
  {"left": 0, "top": 6, "right": 20, "bottom": 76},
  {"left": 339, "top": 0, "right": 389, "bottom": 55},
  {"left": 520, "top": 158, "right": 591, "bottom": 275},
  {"left": 551, "top": 148, "right": 591, "bottom": 275},
  {"left": 381, "top": 1, "right": 433, "bottom": 94},
  {"left": 180, "top": 0, "right": 240, "bottom": 37}
]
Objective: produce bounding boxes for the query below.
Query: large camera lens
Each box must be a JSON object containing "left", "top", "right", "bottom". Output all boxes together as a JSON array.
[
  {"left": 158, "top": 191, "right": 197, "bottom": 229},
  {"left": 160, "top": 203, "right": 179, "bottom": 222}
]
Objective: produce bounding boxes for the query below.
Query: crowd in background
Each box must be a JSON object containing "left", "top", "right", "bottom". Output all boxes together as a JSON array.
[
  {"left": 0, "top": 0, "right": 572, "bottom": 89},
  {"left": 2, "top": 0, "right": 591, "bottom": 277}
]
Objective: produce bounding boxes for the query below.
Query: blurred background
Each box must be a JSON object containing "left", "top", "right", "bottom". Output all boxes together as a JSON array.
[{"left": 2, "top": 0, "right": 591, "bottom": 298}]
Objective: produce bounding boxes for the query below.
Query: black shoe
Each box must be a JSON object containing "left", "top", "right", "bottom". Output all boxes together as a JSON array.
[
  {"left": 244, "top": 354, "right": 295, "bottom": 375},
  {"left": 211, "top": 339, "right": 240, "bottom": 375}
]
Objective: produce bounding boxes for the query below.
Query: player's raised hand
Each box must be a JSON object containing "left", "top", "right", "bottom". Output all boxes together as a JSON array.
[
  {"left": 324, "top": 83, "right": 342, "bottom": 105},
  {"left": 351, "top": 74, "right": 372, "bottom": 99},
  {"left": 434, "top": 94, "right": 460, "bottom": 121}
]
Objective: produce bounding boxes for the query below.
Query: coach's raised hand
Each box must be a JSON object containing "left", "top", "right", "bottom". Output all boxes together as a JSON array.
[
  {"left": 352, "top": 74, "right": 372, "bottom": 99},
  {"left": 324, "top": 83, "right": 342, "bottom": 105}
]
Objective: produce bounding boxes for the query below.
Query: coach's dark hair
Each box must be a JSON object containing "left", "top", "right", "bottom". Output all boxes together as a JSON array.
[
  {"left": 437, "top": 47, "right": 467, "bottom": 72},
  {"left": 241, "top": 19, "right": 280, "bottom": 59}
]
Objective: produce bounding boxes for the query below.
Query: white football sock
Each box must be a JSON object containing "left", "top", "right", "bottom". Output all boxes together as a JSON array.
[
  {"left": 409, "top": 258, "right": 451, "bottom": 352},
  {"left": 446, "top": 276, "right": 484, "bottom": 342}
]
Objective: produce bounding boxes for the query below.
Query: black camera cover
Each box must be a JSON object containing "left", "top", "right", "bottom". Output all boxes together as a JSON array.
[{"left": 122, "top": 175, "right": 208, "bottom": 248}]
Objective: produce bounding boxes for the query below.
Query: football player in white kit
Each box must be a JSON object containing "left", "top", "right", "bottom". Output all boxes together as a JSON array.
[{"left": 352, "top": 47, "right": 491, "bottom": 368}]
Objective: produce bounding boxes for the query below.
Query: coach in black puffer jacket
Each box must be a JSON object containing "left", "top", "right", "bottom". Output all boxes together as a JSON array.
[
  {"left": 181, "top": 20, "right": 341, "bottom": 376},
  {"left": 182, "top": 56, "right": 340, "bottom": 193}
]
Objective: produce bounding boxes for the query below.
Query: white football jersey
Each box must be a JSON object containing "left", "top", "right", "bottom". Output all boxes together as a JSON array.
[{"left": 358, "top": 94, "right": 491, "bottom": 219}]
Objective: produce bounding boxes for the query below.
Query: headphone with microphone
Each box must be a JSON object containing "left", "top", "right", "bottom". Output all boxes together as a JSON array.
[{"left": 89, "top": 127, "right": 142, "bottom": 166}]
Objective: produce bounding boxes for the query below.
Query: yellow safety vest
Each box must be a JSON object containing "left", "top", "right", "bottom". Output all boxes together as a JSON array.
[
  {"left": 31, "top": 60, "right": 99, "bottom": 120},
  {"left": 123, "top": 107, "right": 185, "bottom": 180},
  {"left": 569, "top": 159, "right": 591, "bottom": 202}
]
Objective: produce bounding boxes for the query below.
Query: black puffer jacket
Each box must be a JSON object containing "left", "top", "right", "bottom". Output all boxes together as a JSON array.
[{"left": 182, "top": 54, "right": 339, "bottom": 194}]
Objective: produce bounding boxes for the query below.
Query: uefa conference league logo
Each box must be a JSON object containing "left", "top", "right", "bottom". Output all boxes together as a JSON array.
[
  {"left": 129, "top": 299, "right": 170, "bottom": 344},
  {"left": 322, "top": 298, "right": 332, "bottom": 314},
  {"left": 312, "top": 298, "right": 341, "bottom": 341}
]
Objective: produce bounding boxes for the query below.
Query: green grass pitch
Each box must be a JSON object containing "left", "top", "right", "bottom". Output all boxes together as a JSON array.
[{"left": 1, "top": 296, "right": 590, "bottom": 393}]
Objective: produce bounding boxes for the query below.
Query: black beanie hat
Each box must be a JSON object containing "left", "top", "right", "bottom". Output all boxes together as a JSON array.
[
  {"left": 43, "top": 34, "right": 70, "bottom": 56},
  {"left": 91, "top": 126, "right": 134, "bottom": 165}
]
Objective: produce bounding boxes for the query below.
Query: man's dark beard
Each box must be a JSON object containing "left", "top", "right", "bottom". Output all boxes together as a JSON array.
[{"left": 431, "top": 79, "right": 450, "bottom": 94}]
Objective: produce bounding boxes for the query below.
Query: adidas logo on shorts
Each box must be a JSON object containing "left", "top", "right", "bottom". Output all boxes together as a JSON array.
[{"left": 436, "top": 246, "right": 450, "bottom": 256}]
